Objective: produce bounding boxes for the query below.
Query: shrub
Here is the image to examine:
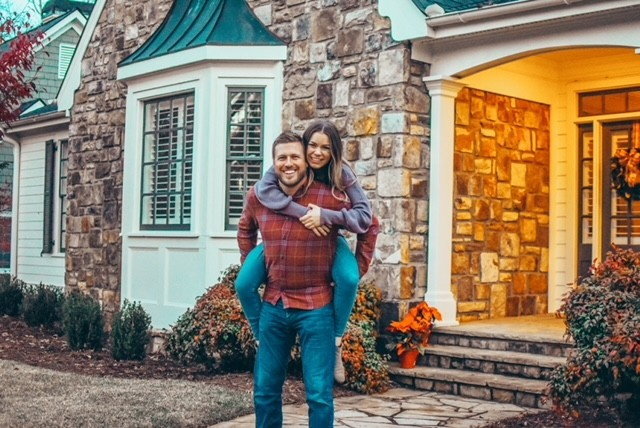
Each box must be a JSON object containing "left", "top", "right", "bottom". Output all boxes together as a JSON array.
[
  {"left": 166, "top": 265, "right": 256, "bottom": 371},
  {"left": 62, "top": 292, "right": 104, "bottom": 351},
  {"left": 22, "top": 283, "right": 64, "bottom": 328},
  {"left": 549, "top": 247, "right": 640, "bottom": 415},
  {"left": 0, "top": 276, "right": 23, "bottom": 317},
  {"left": 111, "top": 300, "right": 152, "bottom": 361},
  {"left": 342, "top": 280, "right": 390, "bottom": 394},
  {"left": 166, "top": 266, "right": 391, "bottom": 394}
]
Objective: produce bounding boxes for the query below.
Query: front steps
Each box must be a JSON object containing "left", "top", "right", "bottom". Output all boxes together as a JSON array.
[{"left": 388, "top": 325, "right": 573, "bottom": 408}]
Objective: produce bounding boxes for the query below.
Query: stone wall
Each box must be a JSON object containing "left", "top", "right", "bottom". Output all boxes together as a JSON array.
[
  {"left": 66, "top": 0, "right": 173, "bottom": 319},
  {"left": 67, "top": 0, "right": 430, "bottom": 325},
  {"left": 452, "top": 88, "right": 550, "bottom": 321},
  {"left": 247, "top": 0, "right": 431, "bottom": 326}
]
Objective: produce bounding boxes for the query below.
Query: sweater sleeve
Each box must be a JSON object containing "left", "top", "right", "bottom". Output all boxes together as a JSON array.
[
  {"left": 254, "top": 166, "right": 309, "bottom": 218},
  {"left": 355, "top": 215, "right": 379, "bottom": 276},
  {"left": 319, "top": 165, "right": 373, "bottom": 234}
]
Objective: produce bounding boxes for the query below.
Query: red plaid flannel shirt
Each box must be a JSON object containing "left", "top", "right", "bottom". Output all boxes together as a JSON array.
[{"left": 238, "top": 181, "right": 379, "bottom": 310}]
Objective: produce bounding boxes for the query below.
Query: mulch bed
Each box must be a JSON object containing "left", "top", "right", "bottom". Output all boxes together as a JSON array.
[
  {"left": 0, "top": 315, "right": 356, "bottom": 405},
  {"left": 488, "top": 400, "right": 638, "bottom": 428}
]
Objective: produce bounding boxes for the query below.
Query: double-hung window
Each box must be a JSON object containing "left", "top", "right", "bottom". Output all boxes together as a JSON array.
[
  {"left": 140, "top": 93, "right": 194, "bottom": 230},
  {"left": 225, "top": 88, "right": 265, "bottom": 229}
]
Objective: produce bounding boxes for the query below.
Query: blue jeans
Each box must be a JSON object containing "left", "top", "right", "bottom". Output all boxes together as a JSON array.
[
  {"left": 235, "top": 237, "right": 360, "bottom": 339},
  {"left": 254, "top": 301, "right": 335, "bottom": 428}
]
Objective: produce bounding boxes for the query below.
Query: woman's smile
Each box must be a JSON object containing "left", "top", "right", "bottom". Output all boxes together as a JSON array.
[{"left": 306, "top": 132, "right": 332, "bottom": 169}]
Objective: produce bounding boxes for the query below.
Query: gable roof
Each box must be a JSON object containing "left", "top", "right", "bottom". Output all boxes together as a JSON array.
[
  {"left": 120, "top": 0, "right": 284, "bottom": 67},
  {"left": 412, "top": 0, "right": 521, "bottom": 14}
]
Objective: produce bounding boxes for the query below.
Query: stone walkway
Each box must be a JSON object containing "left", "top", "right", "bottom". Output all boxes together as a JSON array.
[{"left": 212, "top": 388, "right": 540, "bottom": 427}]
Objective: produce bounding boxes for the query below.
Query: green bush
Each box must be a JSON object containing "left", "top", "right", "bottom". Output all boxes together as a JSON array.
[
  {"left": 167, "top": 266, "right": 390, "bottom": 394},
  {"left": 549, "top": 247, "right": 640, "bottom": 415},
  {"left": 62, "top": 292, "right": 104, "bottom": 351},
  {"left": 166, "top": 265, "right": 255, "bottom": 371},
  {"left": 22, "top": 283, "right": 64, "bottom": 328},
  {"left": 0, "top": 276, "right": 24, "bottom": 317},
  {"left": 111, "top": 300, "right": 152, "bottom": 361}
]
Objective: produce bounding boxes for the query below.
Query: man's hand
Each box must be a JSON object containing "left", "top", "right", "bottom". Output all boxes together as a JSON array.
[
  {"left": 300, "top": 203, "right": 323, "bottom": 229},
  {"left": 310, "top": 225, "right": 330, "bottom": 237}
]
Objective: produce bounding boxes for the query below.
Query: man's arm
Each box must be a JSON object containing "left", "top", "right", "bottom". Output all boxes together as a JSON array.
[
  {"left": 355, "top": 215, "right": 379, "bottom": 276},
  {"left": 237, "top": 189, "right": 259, "bottom": 264}
]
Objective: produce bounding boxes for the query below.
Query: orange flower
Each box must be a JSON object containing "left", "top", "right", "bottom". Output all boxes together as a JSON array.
[{"left": 386, "top": 302, "right": 442, "bottom": 356}]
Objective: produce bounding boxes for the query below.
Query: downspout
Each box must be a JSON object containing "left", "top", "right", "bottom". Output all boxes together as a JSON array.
[{"left": 1, "top": 133, "right": 20, "bottom": 278}]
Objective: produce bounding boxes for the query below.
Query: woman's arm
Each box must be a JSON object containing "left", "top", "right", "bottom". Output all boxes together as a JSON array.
[
  {"left": 254, "top": 166, "right": 308, "bottom": 218},
  {"left": 317, "top": 165, "right": 373, "bottom": 234}
]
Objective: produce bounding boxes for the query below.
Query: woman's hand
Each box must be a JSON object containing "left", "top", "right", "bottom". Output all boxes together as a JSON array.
[
  {"left": 310, "top": 225, "right": 331, "bottom": 237},
  {"left": 300, "top": 203, "right": 323, "bottom": 229}
]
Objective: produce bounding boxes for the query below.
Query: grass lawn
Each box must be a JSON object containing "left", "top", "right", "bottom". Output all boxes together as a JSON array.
[{"left": 0, "top": 359, "right": 253, "bottom": 427}]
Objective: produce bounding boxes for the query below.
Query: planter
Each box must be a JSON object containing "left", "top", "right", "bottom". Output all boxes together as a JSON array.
[{"left": 398, "top": 348, "right": 420, "bottom": 369}]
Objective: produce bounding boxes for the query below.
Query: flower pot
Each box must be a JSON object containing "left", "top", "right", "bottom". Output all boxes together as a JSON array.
[{"left": 398, "top": 348, "right": 420, "bottom": 369}]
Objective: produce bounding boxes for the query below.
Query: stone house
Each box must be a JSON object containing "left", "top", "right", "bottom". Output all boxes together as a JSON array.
[
  {"left": 2, "top": 3, "right": 90, "bottom": 278},
  {"left": 5, "top": 0, "right": 640, "bottom": 331}
]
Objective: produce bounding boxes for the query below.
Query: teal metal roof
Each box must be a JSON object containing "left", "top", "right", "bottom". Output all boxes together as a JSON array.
[
  {"left": 120, "top": 0, "right": 284, "bottom": 67},
  {"left": 412, "top": 0, "right": 522, "bottom": 15},
  {"left": 20, "top": 102, "right": 58, "bottom": 119},
  {"left": 42, "top": 0, "right": 95, "bottom": 18}
]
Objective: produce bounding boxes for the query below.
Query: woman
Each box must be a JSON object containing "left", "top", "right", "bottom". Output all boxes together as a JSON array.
[{"left": 235, "top": 119, "right": 374, "bottom": 383}]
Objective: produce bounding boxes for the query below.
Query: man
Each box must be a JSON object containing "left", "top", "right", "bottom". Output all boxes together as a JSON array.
[{"left": 237, "top": 131, "right": 377, "bottom": 428}]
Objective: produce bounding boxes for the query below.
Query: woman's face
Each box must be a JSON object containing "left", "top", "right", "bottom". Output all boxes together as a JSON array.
[{"left": 306, "top": 132, "right": 332, "bottom": 170}]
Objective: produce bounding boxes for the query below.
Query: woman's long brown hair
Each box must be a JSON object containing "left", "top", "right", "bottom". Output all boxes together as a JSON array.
[{"left": 302, "top": 120, "right": 352, "bottom": 197}]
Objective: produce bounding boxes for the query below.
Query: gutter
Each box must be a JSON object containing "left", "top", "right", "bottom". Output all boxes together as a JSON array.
[
  {"left": 8, "top": 111, "right": 68, "bottom": 134},
  {"left": 427, "top": 0, "right": 584, "bottom": 26}
]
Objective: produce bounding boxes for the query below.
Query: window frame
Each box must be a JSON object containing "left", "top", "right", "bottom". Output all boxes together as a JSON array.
[
  {"left": 224, "top": 86, "right": 265, "bottom": 231},
  {"left": 139, "top": 92, "right": 195, "bottom": 231}
]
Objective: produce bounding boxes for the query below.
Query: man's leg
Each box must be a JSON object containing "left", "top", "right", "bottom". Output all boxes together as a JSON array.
[
  {"left": 296, "top": 303, "right": 335, "bottom": 428},
  {"left": 254, "top": 301, "right": 295, "bottom": 428}
]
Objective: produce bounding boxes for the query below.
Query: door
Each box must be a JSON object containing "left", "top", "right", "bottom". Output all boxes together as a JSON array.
[{"left": 578, "top": 121, "right": 640, "bottom": 278}]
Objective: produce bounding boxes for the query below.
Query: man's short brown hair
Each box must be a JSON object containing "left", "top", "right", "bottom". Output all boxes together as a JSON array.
[{"left": 272, "top": 131, "right": 304, "bottom": 158}]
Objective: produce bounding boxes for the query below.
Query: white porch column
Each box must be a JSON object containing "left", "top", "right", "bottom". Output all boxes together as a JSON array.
[{"left": 423, "top": 76, "right": 465, "bottom": 326}]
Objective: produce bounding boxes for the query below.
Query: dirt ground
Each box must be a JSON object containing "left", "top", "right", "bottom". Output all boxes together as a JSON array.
[{"left": 0, "top": 315, "right": 355, "bottom": 405}]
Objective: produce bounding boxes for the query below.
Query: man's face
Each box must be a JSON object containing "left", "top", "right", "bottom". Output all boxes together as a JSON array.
[{"left": 273, "top": 141, "right": 308, "bottom": 189}]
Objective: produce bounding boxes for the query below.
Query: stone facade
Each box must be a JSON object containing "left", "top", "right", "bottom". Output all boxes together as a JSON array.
[
  {"left": 66, "top": 0, "right": 173, "bottom": 319},
  {"left": 247, "top": 0, "right": 431, "bottom": 326},
  {"left": 66, "top": 0, "right": 430, "bottom": 325},
  {"left": 452, "top": 88, "right": 550, "bottom": 321}
]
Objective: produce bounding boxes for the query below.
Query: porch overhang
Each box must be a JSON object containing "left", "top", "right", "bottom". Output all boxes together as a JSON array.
[{"left": 378, "top": 0, "right": 640, "bottom": 45}]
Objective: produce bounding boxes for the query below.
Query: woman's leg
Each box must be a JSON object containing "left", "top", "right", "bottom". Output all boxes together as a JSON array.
[
  {"left": 235, "top": 244, "right": 268, "bottom": 338},
  {"left": 332, "top": 236, "right": 361, "bottom": 339}
]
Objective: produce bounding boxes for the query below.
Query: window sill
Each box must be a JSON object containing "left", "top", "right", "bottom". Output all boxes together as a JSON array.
[{"left": 126, "top": 232, "right": 200, "bottom": 239}]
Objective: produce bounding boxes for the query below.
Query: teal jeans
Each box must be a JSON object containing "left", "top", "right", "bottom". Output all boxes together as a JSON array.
[
  {"left": 235, "top": 236, "right": 360, "bottom": 339},
  {"left": 254, "top": 301, "right": 334, "bottom": 427}
]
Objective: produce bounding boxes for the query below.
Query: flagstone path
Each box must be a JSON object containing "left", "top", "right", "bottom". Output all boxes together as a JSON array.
[{"left": 212, "top": 387, "right": 540, "bottom": 427}]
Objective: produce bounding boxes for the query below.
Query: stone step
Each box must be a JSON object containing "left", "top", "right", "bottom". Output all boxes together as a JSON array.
[
  {"left": 431, "top": 327, "right": 574, "bottom": 358},
  {"left": 389, "top": 363, "right": 550, "bottom": 409},
  {"left": 421, "top": 344, "right": 566, "bottom": 380}
]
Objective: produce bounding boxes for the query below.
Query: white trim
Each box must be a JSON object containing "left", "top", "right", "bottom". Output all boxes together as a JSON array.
[
  {"left": 380, "top": 0, "right": 639, "bottom": 42},
  {"left": 377, "top": 0, "right": 430, "bottom": 41},
  {"left": 34, "top": 10, "right": 86, "bottom": 53},
  {"left": 412, "top": 9, "right": 640, "bottom": 78},
  {"left": 117, "top": 45, "right": 288, "bottom": 82},
  {"left": 7, "top": 115, "right": 69, "bottom": 135},
  {"left": 423, "top": 76, "right": 465, "bottom": 326},
  {"left": 57, "top": 0, "right": 108, "bottom": 112}
]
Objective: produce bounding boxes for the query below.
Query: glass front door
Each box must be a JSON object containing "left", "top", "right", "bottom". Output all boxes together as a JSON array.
[{"left": 578, "top": 121, "right": 640, "bottom": 278}]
